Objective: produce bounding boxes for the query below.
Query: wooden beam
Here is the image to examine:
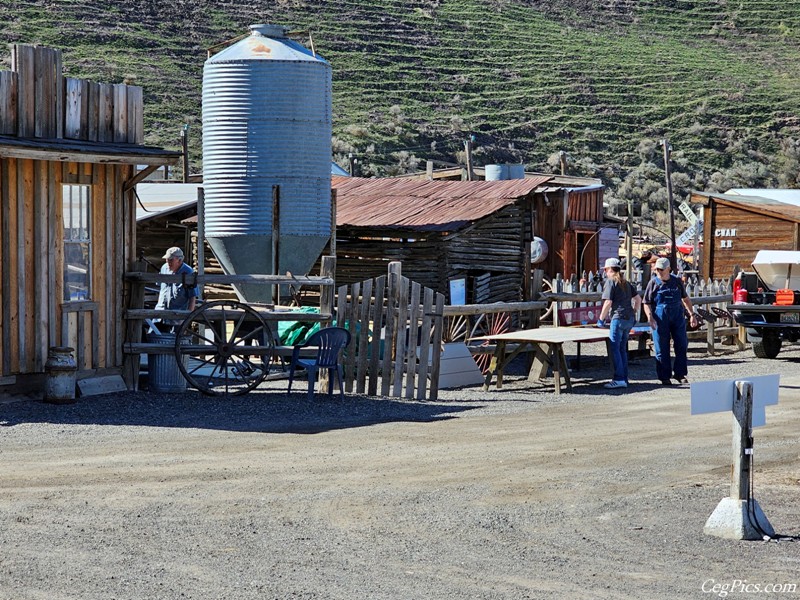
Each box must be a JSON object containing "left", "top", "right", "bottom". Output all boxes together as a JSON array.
[
  {"left": 0, "top": 145, "right": 178, "bottom": 165},
  {"left": 124, "top": 272, "right": 335, "bottom": 286},
  {"left": 123, "top": 164, "right": 160, "bottom": 192}
]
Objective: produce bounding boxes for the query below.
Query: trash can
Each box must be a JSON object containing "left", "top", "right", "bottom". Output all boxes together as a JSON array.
[{"left": 147, "top": 333, "right": 189, "bottom": 393}]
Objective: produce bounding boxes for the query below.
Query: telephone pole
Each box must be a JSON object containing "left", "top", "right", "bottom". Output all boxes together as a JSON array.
[{"left": 661, "top": 139, "right": 677, "bottom": 272}]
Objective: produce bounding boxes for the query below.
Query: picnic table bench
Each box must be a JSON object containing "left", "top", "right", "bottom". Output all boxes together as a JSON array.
[{"left": 471, "top": 327, "right": 612, "bottom": 395}]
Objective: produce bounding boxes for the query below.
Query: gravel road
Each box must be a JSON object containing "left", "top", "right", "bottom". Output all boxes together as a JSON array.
[{"left": 2, "top": 341, "right": 800, "bottom": 599}]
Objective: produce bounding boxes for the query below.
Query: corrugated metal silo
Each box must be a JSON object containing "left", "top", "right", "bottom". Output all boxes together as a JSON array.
[{"left": 202, "top": 24, "right": 332, "bottom": 302}]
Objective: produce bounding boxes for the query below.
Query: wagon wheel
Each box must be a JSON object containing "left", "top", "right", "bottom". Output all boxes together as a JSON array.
[
  {"left": 174, "top": 300, "right": 274, "bottom": 396},
  {"left": 442, "top": 314, "right": 470, "bottom": 344},
  {"left": 538, "top": 277, "right": 555, "bottom": 323},
  {"left": 470, "top": 312, "right": 512, "bottom": 374}
]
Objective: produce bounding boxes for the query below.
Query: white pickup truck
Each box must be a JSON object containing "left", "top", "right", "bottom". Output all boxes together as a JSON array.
[{"left": 730, "top": 250, "right": 800, "bottom": 358}]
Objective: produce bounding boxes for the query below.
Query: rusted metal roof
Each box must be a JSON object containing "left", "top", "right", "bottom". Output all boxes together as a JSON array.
[{"left": 333, "top": 175, "right": 553, "bottom": 231}]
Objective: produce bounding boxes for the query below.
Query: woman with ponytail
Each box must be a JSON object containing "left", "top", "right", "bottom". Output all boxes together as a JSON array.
[{"left": 597, "top": 258, "right": 641, "bottom": 389}]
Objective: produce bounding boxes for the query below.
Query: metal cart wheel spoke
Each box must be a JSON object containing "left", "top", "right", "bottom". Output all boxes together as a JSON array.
[{"left": 175, "top": 300, "right": 275, "bottom": 396}]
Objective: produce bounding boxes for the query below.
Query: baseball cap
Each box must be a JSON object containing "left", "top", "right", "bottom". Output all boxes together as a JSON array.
[
  {"left": 162, "top": 246, "right": 184, "bottom": 260},
  {"left": 604, "top": 257, "right": 621, "bottom": 269},
  {"left": 655, "top": 257, "right": 670, "bottom": 270}
]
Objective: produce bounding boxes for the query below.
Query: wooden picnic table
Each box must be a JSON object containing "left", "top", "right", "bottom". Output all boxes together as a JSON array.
[{"left": 471, "top": 327, "right": 612, "bottom": 394}]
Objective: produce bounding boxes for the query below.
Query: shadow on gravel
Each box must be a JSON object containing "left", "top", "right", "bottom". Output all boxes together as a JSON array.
[{"left": 0, "top": 390, "right": 481, "bottom": 434}]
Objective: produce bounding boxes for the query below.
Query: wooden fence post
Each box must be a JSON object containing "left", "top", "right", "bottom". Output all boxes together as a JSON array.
[
  {"left": 121, "top": 258, "right": 147, "bottom": 390},
  {"left": 381, "top": 262, "right": 401, "bottom": 397}
]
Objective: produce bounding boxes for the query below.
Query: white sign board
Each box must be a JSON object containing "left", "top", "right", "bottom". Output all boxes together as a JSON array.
[
  {"left": 690, "top": 374, "right": 779, "bottom": 427},
  {"left": 679, "top": 201, "right": 698, "bottom": 224}
]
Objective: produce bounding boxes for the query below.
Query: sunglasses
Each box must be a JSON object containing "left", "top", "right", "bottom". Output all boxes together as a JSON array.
[{"left": 656, "top": 267, "right": 667, "bottom": 271}]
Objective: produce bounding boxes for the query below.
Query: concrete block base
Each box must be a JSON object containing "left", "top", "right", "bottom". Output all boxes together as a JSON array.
[{"left": 704, "top": 497, "right": 775, "bottom": 540}]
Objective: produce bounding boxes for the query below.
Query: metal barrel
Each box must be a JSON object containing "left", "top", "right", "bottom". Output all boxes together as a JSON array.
[
  {"left": 507, "top": 163, "right": 525, "bottom": 179},
  {"left": 147, "top": 333, "right": 188, "bottom": 393}
]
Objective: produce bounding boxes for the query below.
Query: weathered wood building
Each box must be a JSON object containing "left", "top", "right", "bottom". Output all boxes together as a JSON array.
[
  {"left": 690, "top": 190, "right": 800, "bottom": 279},
  {"left": 0, "top": 45, "right": 180, "bottom": 392},
  {"left": 329, "top": 175, "right": 605, "bottom": 304}
]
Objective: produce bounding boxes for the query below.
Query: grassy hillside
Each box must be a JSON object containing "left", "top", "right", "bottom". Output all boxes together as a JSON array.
[{"left": 1, "top": 0, "right": 800, "bottom": 209}]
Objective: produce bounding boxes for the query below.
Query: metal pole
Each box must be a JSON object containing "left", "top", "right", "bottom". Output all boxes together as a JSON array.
[
  {"left": 330, "top": 189, "right": 337, "bottom": 257},
  {"left": 661, "top": 139, "right": 677, "bottom": 272},
  {"left": 181, "top": 124, "right": 189, "bottom": 183},
  {"left": 197, "top": 187, "right": 205, "bottom": 299},
  {"left": 272, "top": 185, "right": 280, "bottom": 305},
  {"left": 694, "top": 206, "right": 702, "bottom": 277}
]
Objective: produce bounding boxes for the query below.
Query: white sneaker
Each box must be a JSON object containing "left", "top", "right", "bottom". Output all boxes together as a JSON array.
[{"left": 604, "top": 380, "right": 628, "bottom": 389}]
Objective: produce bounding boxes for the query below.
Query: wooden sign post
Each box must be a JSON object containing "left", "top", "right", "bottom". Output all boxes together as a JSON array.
[{"left": 691, "top": 377, "right": 777, "bottom": 540}]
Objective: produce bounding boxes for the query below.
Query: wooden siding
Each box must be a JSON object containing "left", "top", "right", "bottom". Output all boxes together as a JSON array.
[
  {"left": 0, "top": 44, "right": 158, "bottom": 386},
  {"left": 533, "top": 191, "right": 566, "bottom": 278},
  {"left": 327, "top": 203, "right": 531, "bottom": 305},
  {"left": 0, "top": 158, "right": 133, "bottom": 377},
  {"left": 0, "top": 45, "right": 143, "bottom": 144},
  {"left": 566, "top": 188, "right": 603, "bottom": 223},
  {"left": 703, "top": 203, "right": 797, "bottom": 279}
]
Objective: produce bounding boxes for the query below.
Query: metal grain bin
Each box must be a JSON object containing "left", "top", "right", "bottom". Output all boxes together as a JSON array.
[
  {"left": 485, "top": 164, "right": 508, "bottom": 181},
  {"left": 203, "top": 24, "right": 332, "bottom": 302},
  {"left": 507, "top": 163, "right": 525, "bottom": 179}
]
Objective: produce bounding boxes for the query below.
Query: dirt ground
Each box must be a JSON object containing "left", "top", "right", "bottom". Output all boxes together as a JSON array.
[{"left": 2, "top": 346, "right": 800, "bottom": 600}]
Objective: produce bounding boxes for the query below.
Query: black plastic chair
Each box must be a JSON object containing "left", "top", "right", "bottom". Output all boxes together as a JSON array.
[{"left": 287, "top": 327, "right": 351, "bottom": 399}]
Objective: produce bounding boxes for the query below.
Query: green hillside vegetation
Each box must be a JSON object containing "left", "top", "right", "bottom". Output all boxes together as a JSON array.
[{"left": 2, "top": 0, "right": 800, "bottom": 228}]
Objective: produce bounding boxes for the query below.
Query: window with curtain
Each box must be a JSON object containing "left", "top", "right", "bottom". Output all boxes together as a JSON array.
[{"left": 63, "top": 184, "right": 91, "bottom": 301}]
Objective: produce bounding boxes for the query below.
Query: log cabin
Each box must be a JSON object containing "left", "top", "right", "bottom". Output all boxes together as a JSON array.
[{"left": 329, "top": 174, "right": 606, "bottom": 304}]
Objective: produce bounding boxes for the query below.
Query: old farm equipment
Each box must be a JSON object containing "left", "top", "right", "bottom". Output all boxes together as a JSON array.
[{"left": 123, "top": 258, "right": 337, "bottom": 396}]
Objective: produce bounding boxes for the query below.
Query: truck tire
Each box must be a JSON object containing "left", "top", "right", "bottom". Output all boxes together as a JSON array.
[{"left": 752, "top": 331, "right": 781, "bottom": 359}]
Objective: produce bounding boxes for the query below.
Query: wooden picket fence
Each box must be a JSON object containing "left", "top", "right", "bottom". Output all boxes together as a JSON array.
[{"left": 335, "top": 262, "right": 445, "bottom": 401}]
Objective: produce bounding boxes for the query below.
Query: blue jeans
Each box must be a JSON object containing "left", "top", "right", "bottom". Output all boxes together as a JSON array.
[
  {"left": 609, "top": 317, "right": 635, "bottom": 382},
  {"left": 652, "top": 303, "right": 689, "bottom": 381}
]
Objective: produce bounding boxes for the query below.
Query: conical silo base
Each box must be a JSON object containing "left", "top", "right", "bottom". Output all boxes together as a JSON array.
[{"left": 206, "top": 235, "right": 330, "bottom": 304}]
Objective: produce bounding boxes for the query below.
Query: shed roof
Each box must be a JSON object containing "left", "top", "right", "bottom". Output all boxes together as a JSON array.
[
  {"left": 0, "top": 135, "right": 181, "bottom": 165},
  {"left": 332, "top": 175, "right": 552, "bottom": 232},
  {"left": 691, "top": 191, "right": 800, "bottom": 224},
  {"left": 136, "top": 183, "right": 203, "bottom": 222},
  {"left": 726, "top": 188, "right": 800, "bottom": 204}
]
